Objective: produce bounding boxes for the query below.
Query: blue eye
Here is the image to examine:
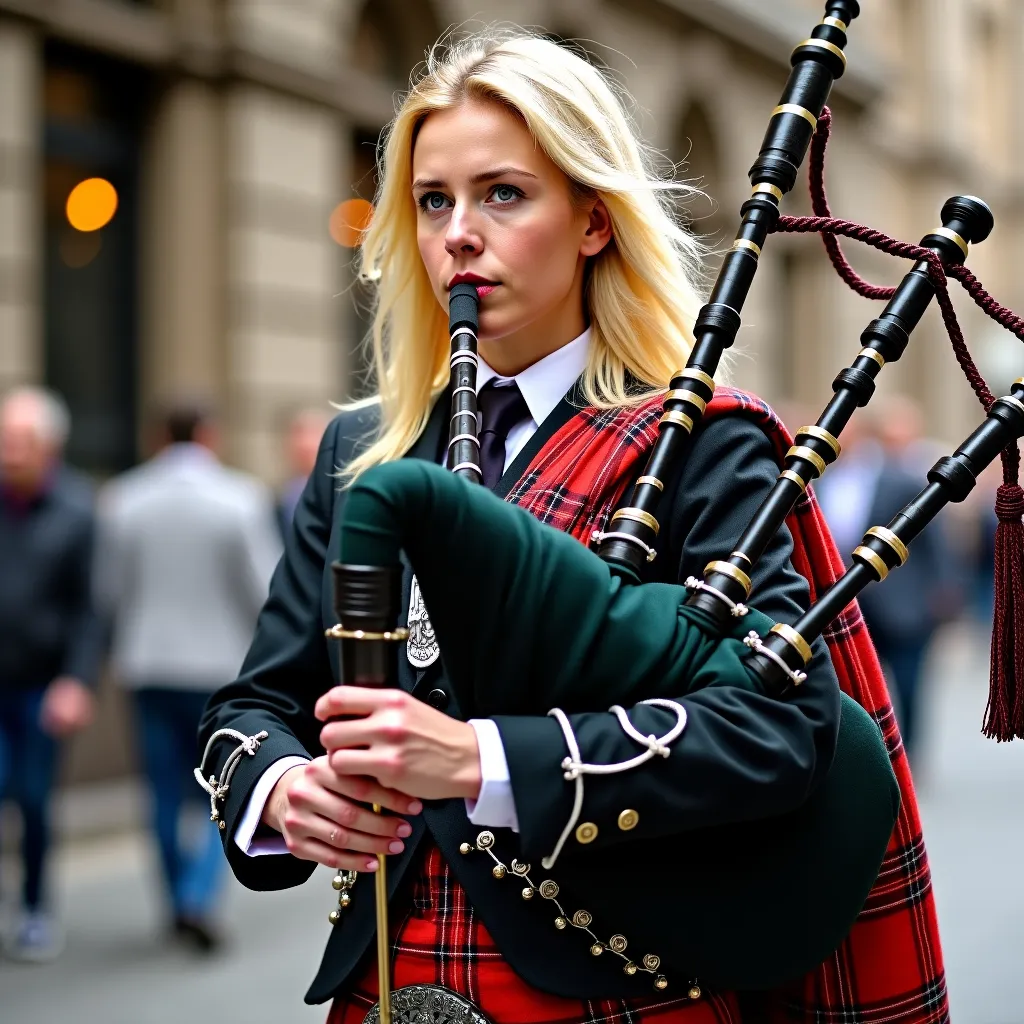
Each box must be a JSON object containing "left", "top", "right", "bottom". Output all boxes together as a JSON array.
[
  {"left": 418, "top": 191, "right": 450, "bottom": 212},
  {"left": 491, "top": 185, "right": 521, "bottom": 203}
]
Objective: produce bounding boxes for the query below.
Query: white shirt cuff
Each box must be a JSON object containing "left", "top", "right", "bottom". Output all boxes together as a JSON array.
[
  {"left": 464, "top": 718, "right": 519, "bottom": 833},
  {"left": 235, "top": 755, "right": 311, "bottom": 857}
]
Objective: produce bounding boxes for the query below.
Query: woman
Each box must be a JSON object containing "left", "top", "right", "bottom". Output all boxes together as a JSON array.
[{"left": 198, "top": 29, "right": 933, "bottom": 1024}]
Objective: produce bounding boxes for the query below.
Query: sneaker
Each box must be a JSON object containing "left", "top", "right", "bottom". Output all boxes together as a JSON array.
[
  {"left": 173, "top": 914, "right": 222, "bottom": 955},
  {"left": 6, "top": 911, "right": 64, "bottom": 963}
]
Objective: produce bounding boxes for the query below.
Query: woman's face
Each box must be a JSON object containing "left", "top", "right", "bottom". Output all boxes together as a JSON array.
[{"left": 412, "top": 97, "right": 611, "bottom": 375}]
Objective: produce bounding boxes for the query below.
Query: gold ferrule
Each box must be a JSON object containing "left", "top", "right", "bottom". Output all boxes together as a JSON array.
[
  {"left": 858, "top": 347, "right": 886, "bottom": 368},
  {"left": 931, "top": 226, "right": 969, "bottom": 258},
  {"left": 866, "top": 526, "right": 909, "bottom": 566},
  {"left": 853, "top": 545, "right": 890, "bottom": 582},
  {"left": 665, "top": 389, "right": 708, "bottom": 415},
  {"left": 796, "top": 425, "right": 842, "bottom": 460},
  {"left": 675, "top": 368, "right": 716, "bottom": 393},
  {"left": 1014, "top": 377, "right": 1023, "bottom": 387},
  {"left": 771, "top": 103, "right": 819, "bottom": 131},
  {"left": 611, "top": 506, "right": 660, "bottom": 536},
  {"left": 780, "top": 469, "right": 809, "bottom": 492},
  {"left": 660, "top": 410, "right": 694, "bottom": 433},
  {"left": 786, "top": 444, "right": 828, "bottom": 478},
  {"left": 730, "top": 238, "right": 762, "bottom": 258},
  {"left": 704, "top": 560, "right": 752, "bottom": 596},
  {"left": 636, "top": 475, "right": 665, "bottom": 492},
  {"left": 820, "top": 15, "right": 847, "bottom": 31},
  {"left": 794, "top": 38, "right": 847, "bottom": 68},
  {"left": 324, "top": 625, "right": 410, "bottom": 642},
  {"left": 731, "top": 550, "right": 753, "bottom": 566},
  {"left": 769, "top": 623, "right": 813, "bottom": 666},
  {"left": 751, "top": 182, "right": 784, "bottom": 202}
]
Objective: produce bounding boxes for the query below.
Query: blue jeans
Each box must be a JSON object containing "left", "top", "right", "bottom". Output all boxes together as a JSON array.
[
  {"left": 134, "top": 688, "right": 224, "bottom": 920},
  {"left": 0, "top": 688, "right": 58, "bottom": 910}
]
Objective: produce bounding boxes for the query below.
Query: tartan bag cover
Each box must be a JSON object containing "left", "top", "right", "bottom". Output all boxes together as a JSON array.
[{"left": 328, "top": 388, "right": 948, "bottom": 1024}]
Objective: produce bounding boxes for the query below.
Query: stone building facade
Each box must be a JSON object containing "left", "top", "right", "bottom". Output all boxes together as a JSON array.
[{"left": 0, "top": 0, "right": 1021, "bottom": 783}]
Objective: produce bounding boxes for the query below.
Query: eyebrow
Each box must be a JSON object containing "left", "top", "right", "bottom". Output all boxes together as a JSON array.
[{"left": 411, "top": 166, "right": 539, "bottom": 190}]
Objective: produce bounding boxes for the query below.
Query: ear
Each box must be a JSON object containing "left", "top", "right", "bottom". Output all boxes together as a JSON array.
[{"left": 579, "top": 197, "right": 613, "bottom": 258}]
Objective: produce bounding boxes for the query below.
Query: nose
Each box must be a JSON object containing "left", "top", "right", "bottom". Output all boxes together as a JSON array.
[{"left": 444, "top": 201, "right": 483, "bottom": 258}]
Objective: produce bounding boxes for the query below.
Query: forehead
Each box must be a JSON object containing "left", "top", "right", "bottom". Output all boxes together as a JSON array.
[
  {"left": 1, "top": 395, "right": 44, "bottom": 430},
  {"left": 412, "top": 97, "right": 551, "bottom": 178}
]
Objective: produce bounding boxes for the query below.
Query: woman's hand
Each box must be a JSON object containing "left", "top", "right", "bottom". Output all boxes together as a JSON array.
[
  {"left": 261, "top": 756, "right": 423, "bottom": 871},
  {"left": 40, "top": 676, "right": 95, "bottom": 738},
  {"left": 315, "top": 687, "right": 483, "bottom": 803}
]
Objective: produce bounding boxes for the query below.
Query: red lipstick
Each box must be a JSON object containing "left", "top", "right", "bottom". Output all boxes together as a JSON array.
[{"left": 448, "top": 272, "right": 499, "bottom": 297}]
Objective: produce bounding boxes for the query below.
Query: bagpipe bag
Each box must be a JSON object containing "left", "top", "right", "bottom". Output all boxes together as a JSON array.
[{"left": 338, "top": 458, "right": 900, "bottom": 988}]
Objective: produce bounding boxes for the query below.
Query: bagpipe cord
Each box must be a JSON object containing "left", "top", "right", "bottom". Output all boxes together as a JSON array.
[{"left": 770, "top": 106, "right": 1024, "bottom": 740}]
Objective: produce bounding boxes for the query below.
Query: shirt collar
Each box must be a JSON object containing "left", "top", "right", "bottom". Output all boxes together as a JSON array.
[
  {"left": 156, "top": 442, "right": 218, "bottom": 467},
  {"left": 476, "top": 327, "right": 591, "bottom": 427}
]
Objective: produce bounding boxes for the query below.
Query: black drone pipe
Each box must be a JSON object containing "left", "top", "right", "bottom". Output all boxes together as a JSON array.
[
  {"left": 744, "top": 380, "right": 1024, "bottom": 693},
  {"left": 596, "top": 0, "right": 861, "bottom": 580},
  {"left": 686, "top": 195, "right": 994, "bottom": 629}
]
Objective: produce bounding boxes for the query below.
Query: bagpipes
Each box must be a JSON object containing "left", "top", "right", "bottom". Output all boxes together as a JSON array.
[{"left": 324, "top": 0, "right": 1024, "bottom": 997}]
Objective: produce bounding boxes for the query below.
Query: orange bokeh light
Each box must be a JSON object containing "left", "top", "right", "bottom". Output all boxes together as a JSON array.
[
  {"left": 66, "top": 177, "right": 118, "bottom": 232},
  {"left": 330, "top": 198, "right": 374, "bottom": 247}
]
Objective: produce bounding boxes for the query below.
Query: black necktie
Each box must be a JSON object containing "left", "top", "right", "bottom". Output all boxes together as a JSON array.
[{"left": 476, "top": 380, "right": 529, "bottom": 489}]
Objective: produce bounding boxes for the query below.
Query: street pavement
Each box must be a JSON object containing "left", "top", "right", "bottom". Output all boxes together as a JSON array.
[{"left": 2, "top": 619, "right": 1022, "bottom": 1024}]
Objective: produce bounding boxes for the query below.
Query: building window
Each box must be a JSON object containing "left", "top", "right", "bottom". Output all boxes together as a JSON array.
[{"left": 43, "top": 45, "right": 145, "bottom": 475}]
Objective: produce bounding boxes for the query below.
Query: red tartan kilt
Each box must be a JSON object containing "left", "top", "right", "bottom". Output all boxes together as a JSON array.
[{"left": 327, "top": 843, "right": 738, "bottom": 1024}]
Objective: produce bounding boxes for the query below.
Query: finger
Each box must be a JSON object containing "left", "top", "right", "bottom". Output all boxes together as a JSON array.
[
  {"left": 309, "top": 814, "right": 407, "bottom": 857},
  {"left": 295, "top": 786, "right": 411, "bottom": 840},
  {"left": 323, "top": 771, "right": 423, "bottom": 818},
  {"left": 288, "top": 837, "right": 380, "bottom": 873},
  {"left": 315, "top": 686, "right": 405, "bottom": 722},
  {"left": 318, "top": 716, "right": 380, "bottom": 753},
  {"left": 328, "top": 749, "right": 393, "bottom": 782}
]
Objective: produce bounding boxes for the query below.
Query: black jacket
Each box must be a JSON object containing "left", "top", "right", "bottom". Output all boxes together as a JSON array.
[
  {"left": 198, "top": 386, "right": 840, "bottom": 1004},
  {"left": 0, "top": 467, "right": 102, "bottom": 691}
]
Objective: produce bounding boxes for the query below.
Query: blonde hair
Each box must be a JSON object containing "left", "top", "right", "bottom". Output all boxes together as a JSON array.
[{"left": 346, "top": 27, "right": 707, "bottom": 481}]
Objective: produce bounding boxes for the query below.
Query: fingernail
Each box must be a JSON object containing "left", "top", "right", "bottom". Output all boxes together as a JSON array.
[
  {"left": 388, "top": 840, "right": 405, "bottom": 854},
  {"left": 396, "top": 823, "right": 412, "bottom": 838},
  {"left": 407, "top": 800, "right": 423, "bottom": 815},
  {"left": 366, "top": 858, "right": 379, "bottom": 871}
]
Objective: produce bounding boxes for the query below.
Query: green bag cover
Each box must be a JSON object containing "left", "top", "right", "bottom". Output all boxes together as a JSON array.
[
  {"left": 341, "top": 460, "right": 761, "bottom": 715},
  {"left": 339, "top": 460, "right": 900, "bottom": 987}
]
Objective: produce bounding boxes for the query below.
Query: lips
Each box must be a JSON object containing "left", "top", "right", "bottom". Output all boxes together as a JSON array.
[{"left": 448, "top": 273, "right": 499, "bottom": 291}]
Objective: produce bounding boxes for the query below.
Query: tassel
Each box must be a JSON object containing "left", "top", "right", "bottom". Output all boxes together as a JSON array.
[{"left": 983, "top": 447, "right": 1024, "bottom": 741}]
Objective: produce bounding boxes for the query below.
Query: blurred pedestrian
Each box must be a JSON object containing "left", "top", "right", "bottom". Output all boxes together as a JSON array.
[
  {"left": 0, "top": 386, "right": 99, "bottom": 961},
  {"left": 276, "top": 406, "right": 332, "bottom": 536},
  {"left": 818, "top": 395, "right": 959, "bottom": 756},
  {"left": 94, "top": 401, "right": 281, "bottom": 952}
]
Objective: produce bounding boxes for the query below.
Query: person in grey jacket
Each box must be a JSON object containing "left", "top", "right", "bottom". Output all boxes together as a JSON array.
[{"left": 95, "top": 401, "right": 281, "bottom": 950}]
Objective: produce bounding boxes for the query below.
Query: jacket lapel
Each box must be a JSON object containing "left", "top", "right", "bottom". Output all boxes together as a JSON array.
[{"left": 397, "top": 389, "right": 451, "bottom": 696}]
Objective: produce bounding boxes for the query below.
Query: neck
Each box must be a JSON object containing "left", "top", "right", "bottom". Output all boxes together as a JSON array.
[{"left": 2, "top": 472, "right": 48, "bottom": 502}]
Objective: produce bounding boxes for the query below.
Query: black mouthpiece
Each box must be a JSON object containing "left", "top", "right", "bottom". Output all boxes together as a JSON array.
[
  {"left": 331, "top": 563, "right": 402, "bottom": 633},
  {"left": 449, "top": 282, "right": 480, "bottom": 334},
  {"left": 941, "top": 195, "right": 994, "bottom": 244},
  {"left": 827, "top": 1, "right": 859, "bottom": 20}
]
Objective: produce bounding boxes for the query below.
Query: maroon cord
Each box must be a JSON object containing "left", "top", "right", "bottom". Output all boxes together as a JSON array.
[{"left": 767, "top": 106, "right": 1024, "bottom": 739}]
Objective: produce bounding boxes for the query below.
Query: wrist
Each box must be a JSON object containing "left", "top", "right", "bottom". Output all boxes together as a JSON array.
[
  {"left": 263, "top": 764, "right": 304, "bottom": 831},
  {"left": 455, "top": 722, "right": 483, "bottom": 801}
]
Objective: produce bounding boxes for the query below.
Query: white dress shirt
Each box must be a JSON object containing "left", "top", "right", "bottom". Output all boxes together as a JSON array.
[{"left": 237, "top": 328, "right": 592, "bottom": 856}]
